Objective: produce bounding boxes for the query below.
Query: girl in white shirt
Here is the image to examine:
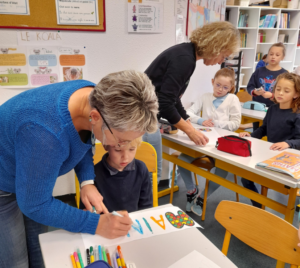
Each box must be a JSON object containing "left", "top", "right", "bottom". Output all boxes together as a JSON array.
[{"left": 178, "top": 67, "right": 241, "bottom": 216}]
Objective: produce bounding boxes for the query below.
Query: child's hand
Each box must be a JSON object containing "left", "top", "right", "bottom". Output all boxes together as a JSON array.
[
  {"left": 262, "top": 92, "right": 273, "bottom": 99},
  {"left": 254, "top": 88, "right": 265, "bottom": 96},
  {"left": 270, "top": 142, "right": 289, "bottom": 151},
  {"left": 202, "top": 119, "right": 214, "bottom": 127},
  {"left": 239, "top": 132, "right": 251, "bottom": 138}
]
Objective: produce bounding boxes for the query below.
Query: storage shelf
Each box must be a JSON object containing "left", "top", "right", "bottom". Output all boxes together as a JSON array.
[
  {"left": 241, "top": 66, "right": 252, "bottom": 69},
  {"left": 240, "top": 85, "right": 247, "bottom": 88},
  {"left": 238, "top": 27, "right": 257, "bottom": 29},
  {"left": 240, "top": 47, "right": 255, "bottom": 49},
  {"left": 259, "top": 28, "right": 277, "bottom": 30},
  {"left": 278, "top": 28, "right": 298, "bottom": 30}
]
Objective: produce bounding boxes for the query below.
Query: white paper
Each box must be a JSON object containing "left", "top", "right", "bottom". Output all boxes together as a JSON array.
[
  {"left": 176, "top": 15, "right": 187, "bottom": 44},
  {"left": 0, "top": 0, "right": 30, "bottom": 15},
  {"left": 175, "top": 0, "right": 188, "bottom": 17},
  {"left": 58, "top": 46, "right": 87, "bottom": 82},
  {"left": 81, "top": 206, "right": 202, "bottom": 248},
  {"left": 0, "top": 46, "right": 29, "bottom": 88},
  {"left": 17, "top": 31, "right": 64, "bottom": 46},
  {"left": 168, "top": 250, "right": 221, "bottom": 268},
  {"left": 55, "top": 0, "right": 99, "bottom": 25},
  {"left": 128, "top": 2, "right": 163, "bottom": 33},
  {"left": 27, "top": 47, "right": 60, "bottom": 87},
  {"left": 176, "top": 127, "right": 221, "bottom": 147}
]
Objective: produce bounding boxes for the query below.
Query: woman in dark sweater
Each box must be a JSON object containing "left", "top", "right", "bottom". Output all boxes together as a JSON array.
[{"left": 144, "top": 21, "right": 240, "bottom": 182}]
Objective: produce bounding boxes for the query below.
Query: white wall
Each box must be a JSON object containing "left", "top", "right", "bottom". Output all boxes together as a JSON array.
[{"left": 0, "top": 1, "right": 219, "bottom": 194}]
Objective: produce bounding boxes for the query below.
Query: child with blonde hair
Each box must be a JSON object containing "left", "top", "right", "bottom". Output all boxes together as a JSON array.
[
  {"left": 239, "top": 72, "right": 300, "bottom": 207},
  {"left": 178, "top": 67, "right": 241, "bottom": 216},
  {"left": 81, "top": 137, "right": 152, "bottom": 212}
]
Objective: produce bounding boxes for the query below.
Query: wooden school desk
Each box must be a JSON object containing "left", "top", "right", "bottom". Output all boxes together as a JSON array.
[
  {"left": 162, "top": 126, "right": 299, "bottom": 268},
  {"left": 39, "top": 204, "right": 237, "bottom": 268},
  {"left": 240, "top": 103, "right": 266, "bottom": 129}
]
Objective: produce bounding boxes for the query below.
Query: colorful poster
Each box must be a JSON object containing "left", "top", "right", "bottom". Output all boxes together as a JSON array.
[
  {"left": 188, "top": 0, "right": 222, "bottom": 37},
  {"left": 28, "top": 47, "right": 59, "bottom": 87},
  {"left": 0, "top": 0, "right": 30, "bottom": 15},
  {"left": 81, "top": 206, "right": 202, "bottom": 248},
  {"left": 0, "top": 47, "right": 29, "bottom": 88},
  {"left": 58, "top": 47, "right": 87, "bottom": 82},
  {"left": 128, "top": 0, "right": 164, "bottom": 33},
  {"left": 55, "top": 0, "right": 99, "bottom": 25}
]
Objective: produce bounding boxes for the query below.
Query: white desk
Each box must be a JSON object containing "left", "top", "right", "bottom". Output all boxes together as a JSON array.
[
  {"left": 241, "top": 107, "right": 266, "bottom": 121},
  {"left": 39, "top": 205, "right": 237, "bottom": 268}
]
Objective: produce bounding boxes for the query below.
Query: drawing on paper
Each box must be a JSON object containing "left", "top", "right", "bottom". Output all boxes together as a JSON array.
[
  {"left": 150, "top": 215, "right": 166, "bottom": 230},
  {"left": 198, "top": 128, "right": 212, "bottom": 132},
  {"left": 131, "top": 219, "right": 143, "bottom": 234},
  {"left": 165, "top": 211, "right": 195, "bottom": 229},
  {"left": 143, "top": 217, "right": 153, "bottom": 234}
]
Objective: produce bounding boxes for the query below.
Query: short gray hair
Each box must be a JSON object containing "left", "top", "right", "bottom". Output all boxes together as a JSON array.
[{"left": 89, "top": 70, "right": 158, "bottom": 133}]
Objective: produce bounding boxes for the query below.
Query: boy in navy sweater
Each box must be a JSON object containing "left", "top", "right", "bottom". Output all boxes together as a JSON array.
[{"left": 81, "top": 137, "right": 152, "bottom": 213}]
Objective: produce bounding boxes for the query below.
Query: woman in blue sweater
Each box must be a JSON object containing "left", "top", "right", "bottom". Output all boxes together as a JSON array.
[{"left": 0, "top": 70, "right": 158, "bottom": 268}]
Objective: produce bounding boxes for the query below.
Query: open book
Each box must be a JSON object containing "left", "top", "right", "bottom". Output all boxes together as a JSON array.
[{"left": 256, "top": 152, "right": 300, "bottom": 179}]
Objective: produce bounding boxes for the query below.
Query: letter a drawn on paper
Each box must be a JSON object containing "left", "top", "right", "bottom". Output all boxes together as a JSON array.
[{"left": 150, "top": 215, "right": 165, "bottom": 230}]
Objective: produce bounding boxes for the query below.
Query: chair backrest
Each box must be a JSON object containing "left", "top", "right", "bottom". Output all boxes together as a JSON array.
[
  {"left": 215, "top": 201, "right": 300, "bottom": 266},
  {"left": 93, "top": 142, "right": 158, "bottom": 206},
  {"left": 236, "top": 90, "right": 252, "bottom": 103}
]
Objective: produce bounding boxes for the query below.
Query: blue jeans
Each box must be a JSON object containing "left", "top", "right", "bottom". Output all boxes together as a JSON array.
[
  {"left": 178, "top": 153, "right": 228, "bottom": 198},
  {"left": 143, "top": 128, "right": 162, "bottom": 184},
  {"left": 0, "top": 189, "right": 47, "bottom": 268},
  {"left": 241, "top": 178, "right": 262, "bottom": 208}
]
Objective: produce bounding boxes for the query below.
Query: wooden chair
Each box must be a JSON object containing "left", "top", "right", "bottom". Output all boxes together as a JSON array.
[
  {"left": 75, "top": 141, "right": 158, "bottom": 208},
  {"left": 215, "top": 200, "right": 300, "bottom": 268},
  {"left": 236, "top": 90, "right": 252, "bottom": 103},
  {"left": 169, "top": 151, "right": 239, "bottom": 221}
]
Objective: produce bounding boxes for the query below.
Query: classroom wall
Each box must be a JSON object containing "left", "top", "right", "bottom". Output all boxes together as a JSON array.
[{"left": 0, "top": 1, "right": 219, "bottom": 194}]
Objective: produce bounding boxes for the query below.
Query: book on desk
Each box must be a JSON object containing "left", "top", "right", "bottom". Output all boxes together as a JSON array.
[{"left": 256, "top": 152, "right": 300, "bottom": 179}]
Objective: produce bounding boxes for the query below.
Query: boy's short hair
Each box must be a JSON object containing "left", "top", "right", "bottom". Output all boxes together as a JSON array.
[
  {"left": 103, "top": 136, "right": 142, "bottom": 150},
  {"left": 214, "top": 67, "right": 236, "bottom": 94},
  {"left": 268, "top": 42, "right": 286, "bottom": 57}
]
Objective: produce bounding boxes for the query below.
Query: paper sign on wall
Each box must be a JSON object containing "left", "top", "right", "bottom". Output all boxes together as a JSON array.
[
  {"left": 17, "top": 31, "right": 63, "bottom": 46},
  {"left": 0, "top": 0, "right": 30, "bottom": 15}
]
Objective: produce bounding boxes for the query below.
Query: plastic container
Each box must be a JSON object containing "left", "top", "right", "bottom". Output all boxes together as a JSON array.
[
  {"left": 239, "top": 0, "right": 250, "bottom": 6},
  {"left": 288, "top": 0, "right": 298, "bottom": 8}
]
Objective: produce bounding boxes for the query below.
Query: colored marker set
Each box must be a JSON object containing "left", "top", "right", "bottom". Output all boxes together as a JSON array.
[{"left": 70, "top": 245, "right": 127, "bottom": 268}]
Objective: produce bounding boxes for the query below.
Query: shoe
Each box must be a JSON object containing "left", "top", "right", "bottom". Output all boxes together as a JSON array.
[
  {"left": 186, "top": 188, "right": 199, "bottom": 212},
  {"left": 191, "top": 196, "right": 204, "bottom": 216},
  {"left": 168, "top": 170, "right": 178, "bottom": 188}
]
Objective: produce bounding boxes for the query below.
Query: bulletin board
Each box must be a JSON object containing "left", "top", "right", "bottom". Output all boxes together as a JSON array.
[{"left": 0, "top": 0, "right": 106, "bottom": 32}]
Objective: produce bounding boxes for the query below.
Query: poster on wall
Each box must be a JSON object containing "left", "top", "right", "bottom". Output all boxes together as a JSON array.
[
  {"left": 0, "top": 46, "right": 87, "bottom": 89},
  {"left": 188, "top": 0, "right": 222, "bottom": 37},
  {"left": 0, "top": 0, "right": 30, "bottom": 15},
  {"left": 0, "top": 46, "right": 29, "bottom": 88},
  {"left": 128, "top": 0, "right": 164, "bottom": 33},
  {"left": 55, "top": 0, "right": 99, "bottom": 25}
]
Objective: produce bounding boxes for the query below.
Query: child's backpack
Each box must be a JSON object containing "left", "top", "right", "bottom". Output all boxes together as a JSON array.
[
  {"left": 242, "top": 101, "right": 266, "bottom": 111},
  {"left": 86, "top": 260, "right": 112, "bottom": 268}
]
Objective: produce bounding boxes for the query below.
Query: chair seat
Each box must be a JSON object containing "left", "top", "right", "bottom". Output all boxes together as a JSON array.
[{"left": 171, "top": 151, "right": 214, "bottom": 171}]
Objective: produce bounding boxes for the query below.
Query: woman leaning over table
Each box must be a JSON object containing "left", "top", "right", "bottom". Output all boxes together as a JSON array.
[
  {"left": 144, "top": 21, "right": 240, "bottom": 183},
  {"left": 0, "top": 70, "right": 158, "bottom": 268}
]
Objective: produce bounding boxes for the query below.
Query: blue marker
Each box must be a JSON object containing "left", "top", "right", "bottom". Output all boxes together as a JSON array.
[{"left": 98, "top": 245, "right": 102, "bottom": 260}]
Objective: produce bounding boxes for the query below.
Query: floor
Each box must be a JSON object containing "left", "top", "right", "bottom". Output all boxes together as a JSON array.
[{"left": 54, "top": 171, "right": 299, "bottom": 268}]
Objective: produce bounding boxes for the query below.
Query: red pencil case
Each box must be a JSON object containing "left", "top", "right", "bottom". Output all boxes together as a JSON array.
[{"left": 216, "top": 135, "right": 252, "bottom": 157}]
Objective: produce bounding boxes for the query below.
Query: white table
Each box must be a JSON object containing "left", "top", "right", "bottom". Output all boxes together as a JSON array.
[
  {"left": 162, "top": 126, "right": 299, "bottom": 268},
  {"left": 39, "top": 205, "right": 237, "bottom": 268},
  {"left": 241, "top": 107, "right": 266, "bottom": 121}
]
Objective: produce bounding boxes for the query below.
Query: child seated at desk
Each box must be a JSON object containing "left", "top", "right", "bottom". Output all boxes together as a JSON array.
[
  {"left": 177, "top": 67, "right": 241, "bottom": 216},
  {"left": 80, "top": 137, "right": 153, "bottom": 213},
  {"left": 239, "top": 72, "right": 300, "bottom": 207},
  {"left": 240, "top": 43, "right": 287, "bottom": 130}
]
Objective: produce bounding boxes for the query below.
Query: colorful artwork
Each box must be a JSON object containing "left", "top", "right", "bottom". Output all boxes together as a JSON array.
[
  {"left": 165, "top": 211, "right": 195, "bottom": 229},
  {"left": 81, "top": 206, "right": 202, "bottom": 248},
  {"left": 198, "top": 128, "right": 212, "bottom": 132}
]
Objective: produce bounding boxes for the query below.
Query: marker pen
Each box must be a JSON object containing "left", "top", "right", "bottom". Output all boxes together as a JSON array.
[
  {"left": 86, "top": 248, "right": 90, "bottom": 265},
  {"left": 90, "top": 246, "right": 95, "bottom": 263}
]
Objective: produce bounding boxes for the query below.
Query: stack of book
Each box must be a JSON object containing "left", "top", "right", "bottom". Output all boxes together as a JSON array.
[
  {"left": 279, "top": 12, "right": 290, "bottom": 29},
  {"left": 238, "top": 12, "right": 249, "bottom": 27},
  {"left": 259, "top": 14, "right": 277, "bottom": 28},
  {"left": 278, "top": 34, "right": 289, "bottom": 43},
  {"left": 256, "top": 52, "right": 263, "bottom": 61},
  {"left": 258, "top": 32, "right": 266, "bottom": 43},
  {"left": 240, "top": 32, "right": 248, "bottom": 48}
]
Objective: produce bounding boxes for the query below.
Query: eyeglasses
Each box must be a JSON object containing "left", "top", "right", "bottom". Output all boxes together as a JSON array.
[
  {"left": 95, "top": 107, "right": 130, "bottom": 147},
  {"left": 215, "top": 83, "right": 230, "bottom": 91}
]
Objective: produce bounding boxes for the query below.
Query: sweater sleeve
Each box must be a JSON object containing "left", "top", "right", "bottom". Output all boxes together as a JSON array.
[
  {"left": 251, "top": 110, "right": 268, "bottom": 139},
  {"left": 285, "top": 116, "right": 300, "bottom": 149},
  {"left": 156, "top": 55, "right": 195, "bottom": 124},
  {"left": 74, "top": 147, "right": 95, "bottom": 184},
  {"left": 214, "top": 96, "right": 241, "bottom": 132},
  {"left": 186, "top": 96, "right": 203, "bottom": 124},
  {"left": 247, "top": 70, "right": 258, "bottom": 95},
  {"left": 138, "top": 162, "right": 153, "bottom": 210},
  {"left": 15, "top": 123, "right": 99, "bottom": 234}
]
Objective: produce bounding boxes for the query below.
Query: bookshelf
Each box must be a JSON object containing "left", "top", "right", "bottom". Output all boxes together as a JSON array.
[{"left": 226, "top": 6, "right": 300, "bottom": 90}]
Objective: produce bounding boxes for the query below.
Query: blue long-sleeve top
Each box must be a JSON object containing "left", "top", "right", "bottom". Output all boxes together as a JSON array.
[
  {"left": 0, "top": 80, "right": 100, "bottom": 234},
  {"left": 247, "top": 67, "right": 287, "bottom": 107},
  {"left": 251, "top": 104, "right": 300, "bottom": 149}
]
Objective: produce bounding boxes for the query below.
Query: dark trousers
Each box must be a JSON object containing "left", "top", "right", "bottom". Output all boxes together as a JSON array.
[{"left": 241, "top": 178, "right": 262, "bottom": 208}]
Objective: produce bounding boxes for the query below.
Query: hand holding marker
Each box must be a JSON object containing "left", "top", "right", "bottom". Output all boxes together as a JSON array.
[{"left": 112, "top": 211, "right": 140, "bottom": 230}]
